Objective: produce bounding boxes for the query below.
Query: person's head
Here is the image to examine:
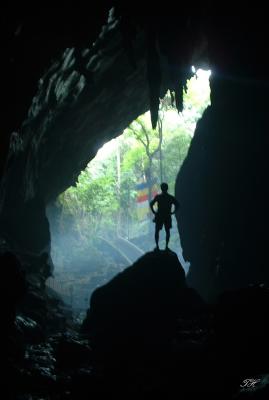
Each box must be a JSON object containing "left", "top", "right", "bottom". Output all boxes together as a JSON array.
[{"left": 160, "top": 182, "right": 168, "bottom": 193}]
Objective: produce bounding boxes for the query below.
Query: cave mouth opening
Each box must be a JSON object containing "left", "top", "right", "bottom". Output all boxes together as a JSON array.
[{"left": 46, "top": 68, "right": 211, "bottom": 317}]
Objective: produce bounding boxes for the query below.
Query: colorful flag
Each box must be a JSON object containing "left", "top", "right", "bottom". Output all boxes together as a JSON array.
[
  {"left": 136, "top": 179, "right": 159, "bottom": 220},
  {"left": 136, "top": 180, "right": 149, "bottom": 220}
]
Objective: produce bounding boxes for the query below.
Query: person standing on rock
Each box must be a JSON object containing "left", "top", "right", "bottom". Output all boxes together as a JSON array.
[{"left": 150, "top": 182, "right": 179, "bottom": 250}]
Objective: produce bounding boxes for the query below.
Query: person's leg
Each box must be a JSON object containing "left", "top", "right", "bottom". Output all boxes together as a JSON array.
[
  {"left": 165, "top": 225, "right": 170, "bottom": 249},
  {"left": 155, "top": 226, "right": 160, "bottom": 249}
]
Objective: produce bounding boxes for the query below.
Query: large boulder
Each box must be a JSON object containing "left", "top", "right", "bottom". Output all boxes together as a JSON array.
[{"left": 82, "top": 250, "right": 206, "bottom": 362}]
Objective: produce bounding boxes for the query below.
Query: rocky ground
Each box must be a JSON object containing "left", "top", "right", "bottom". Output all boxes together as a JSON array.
[{"left": 4, "top": 250, "right": 269, "bottom": 399}]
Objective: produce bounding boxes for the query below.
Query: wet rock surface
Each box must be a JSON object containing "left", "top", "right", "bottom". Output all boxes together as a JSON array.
[{"left": 9, "top": 331, "right": 93, "bottom": 399}]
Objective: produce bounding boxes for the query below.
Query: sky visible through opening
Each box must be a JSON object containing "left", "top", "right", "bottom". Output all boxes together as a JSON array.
[{"left": 46, "top": 68, "right": 211, "bottom": 313}]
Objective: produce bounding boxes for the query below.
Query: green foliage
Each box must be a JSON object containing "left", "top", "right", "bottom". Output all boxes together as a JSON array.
[{"left": 121, "top": 143, "right": 146, "bottom": 176}]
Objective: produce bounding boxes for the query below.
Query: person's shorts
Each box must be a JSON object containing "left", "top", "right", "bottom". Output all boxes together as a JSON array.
[{"left": 155, "top": 215, "right": 172, "bottom": 230}]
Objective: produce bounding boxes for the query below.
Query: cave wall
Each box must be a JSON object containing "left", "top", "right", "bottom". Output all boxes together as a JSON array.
[
  {"left": 0, "top": 12, "right": 151, "bottom": 255},
  {"left": 176, "top": 16, "right": 269, "bottom": 299}
]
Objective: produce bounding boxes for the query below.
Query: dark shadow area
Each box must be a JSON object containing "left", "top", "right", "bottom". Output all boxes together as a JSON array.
[
  {"left": 4, "top": 249, "right": 269, "bottom": 398},
  {"left": 79, "top": 251, "right": 269, "bottom": 397}
]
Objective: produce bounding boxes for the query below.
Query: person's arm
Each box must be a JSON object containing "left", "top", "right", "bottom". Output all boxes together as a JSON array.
[
  {"left": 171, "top": 197, "right": 179, "bottom": 214},
  {"left": 150, "top": 196, "right": 158, "bottom": 214}
]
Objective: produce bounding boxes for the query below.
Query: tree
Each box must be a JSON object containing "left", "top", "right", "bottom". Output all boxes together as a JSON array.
[{"left": 126, "top": 113, "right": 162, "bottom": 201}]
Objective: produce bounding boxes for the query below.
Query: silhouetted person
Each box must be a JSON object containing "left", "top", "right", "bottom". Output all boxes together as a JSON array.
[{"left": 150, "top": 183, "right": 179, "bottom": 250}]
